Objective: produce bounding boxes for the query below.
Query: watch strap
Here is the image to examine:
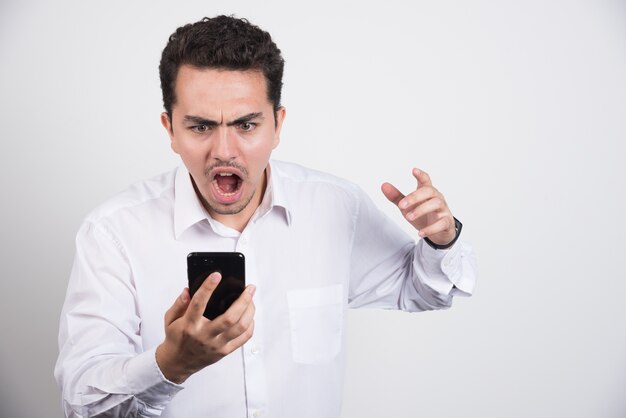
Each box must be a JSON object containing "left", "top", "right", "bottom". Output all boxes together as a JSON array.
[{"left": 423, "top": 217, "right": 463, "bottom": 250}]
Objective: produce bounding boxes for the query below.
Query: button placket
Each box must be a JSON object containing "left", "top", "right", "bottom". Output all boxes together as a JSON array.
[{"left": 240, "top": 245, "right": 269, "bottom": 418}]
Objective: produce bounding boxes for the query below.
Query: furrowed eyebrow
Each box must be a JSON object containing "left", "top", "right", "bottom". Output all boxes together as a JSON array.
[
  {"left": 183, "top": 115, "right": 219, "bottom": 127},
  {"left": 227, "top": 112, "right": 264, "bottom": 127},
  {"left": 182, "top": 113, "right": 263, "bottom": 127}
]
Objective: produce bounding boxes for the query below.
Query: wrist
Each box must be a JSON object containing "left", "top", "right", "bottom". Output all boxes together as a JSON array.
[
  {"left": 424, "top": 217, "right": 463, "bottom": 250},
  {"left": 156, "top": 343, "right": 190, "bottom": 384}
]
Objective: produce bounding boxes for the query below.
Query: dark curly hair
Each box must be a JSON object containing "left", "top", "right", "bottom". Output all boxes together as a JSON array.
[{"left": 159, "top": 15, "right": 285, "bottom": 121}]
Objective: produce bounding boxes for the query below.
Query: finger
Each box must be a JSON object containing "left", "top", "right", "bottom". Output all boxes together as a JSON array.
[
  {"left": 222, "top": 319, "right": 256, "bottom": 356},
  {"left": 418, "top": 216, "right": 454, "bottom": 239},
  {"left": 237, "top": 298, "right": 256, "bottom": 330},
  {"left": 219, "top": 297, "right": 256, "bottom": 342},
  {"left": 413, "top": 168, "right": 432, "bottom": 188},
  {"left": 164, "top": 288, "right": 191, "bottom": 326},
  {"left": 186, "top": 272, "right": 222, "bottom": 319},
  {"left": 398, "top": 187, "right": 438, "bottom": 211},
  {"left": 406, "top": 197, "right": 446, "bottom": 221},
  {"left": 211, "top": 285, "right": 256, "bottom": 334},
  {"left": 381, "top": 182, "right": 405, "bottom": 206}
]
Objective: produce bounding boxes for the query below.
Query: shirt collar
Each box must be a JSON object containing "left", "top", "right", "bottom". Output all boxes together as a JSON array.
[
  {"left": 174, "top": 165, "right": 208, "bottom": 239},
  {"left": 256, "top": 161, "right": 292, "bottom": 225},
  {"left": 174, "top": 160, "right": 292, "bottom": 239}
]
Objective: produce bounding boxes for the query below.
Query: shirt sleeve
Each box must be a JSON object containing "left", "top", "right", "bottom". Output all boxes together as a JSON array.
[
  {"left": 347, "top": 185, "right": 477, "bottom": 311},
  {"left": 54, "top": 220, "right": 183, "bottom": 417}
]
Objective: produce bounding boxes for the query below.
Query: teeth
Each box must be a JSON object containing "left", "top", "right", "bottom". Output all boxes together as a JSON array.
[{"left": 218, "top": 173, "right": 233, "bottom": 176}]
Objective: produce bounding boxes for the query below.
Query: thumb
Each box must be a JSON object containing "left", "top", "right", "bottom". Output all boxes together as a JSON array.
[
  {"left": 381, "top": 182, "right": 405, "bottom": 206},
  {"left": 164, "top": 288, "right": 191, "bottom": 326}
]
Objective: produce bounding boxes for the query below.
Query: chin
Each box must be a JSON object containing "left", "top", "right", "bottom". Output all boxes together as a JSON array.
[{"left": 205, "top": 190, "right": 256, "bottom": 216}]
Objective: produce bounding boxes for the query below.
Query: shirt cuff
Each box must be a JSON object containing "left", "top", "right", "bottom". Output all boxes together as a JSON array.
[
  {"left": 125, "top": 347, "right": 184, "bottom": 409},
  {"left": 417, "top": 239, "right": 476, "bottom": 296}
]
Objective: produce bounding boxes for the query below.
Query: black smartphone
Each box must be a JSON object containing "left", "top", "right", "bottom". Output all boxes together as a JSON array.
[{"left": 187, "top": 252, "right": 246, "bottom": 320}]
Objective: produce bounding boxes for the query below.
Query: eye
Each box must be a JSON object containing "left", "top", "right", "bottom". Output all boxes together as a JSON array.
[
  {"left": 191, "top": 124, "right": 211, "bottom": 133},
  {"left": 239, "top": 122, "right": 257, "bottom": 132}
]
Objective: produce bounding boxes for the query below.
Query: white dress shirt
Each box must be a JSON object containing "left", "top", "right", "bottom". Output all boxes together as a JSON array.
[{"left": 55, "top": 160, "right": 477, "bottom": 418}]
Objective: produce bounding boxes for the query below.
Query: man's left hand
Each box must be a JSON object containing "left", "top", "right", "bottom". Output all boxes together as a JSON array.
[{"left": 382, "top": 168, "right": 456, "bottom": 246}]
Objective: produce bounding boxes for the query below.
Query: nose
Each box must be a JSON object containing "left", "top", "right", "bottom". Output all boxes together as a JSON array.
[{"left": 212, "top": 127, "right": 238, "bottom": 161}]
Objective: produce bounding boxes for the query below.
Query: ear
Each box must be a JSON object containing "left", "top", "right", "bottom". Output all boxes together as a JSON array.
[
  {"left": 272, "top": 106, "right": 286, "bottom": 150},
  {"left": 161, "top": 112, "right": 179, "bottom": 154}
]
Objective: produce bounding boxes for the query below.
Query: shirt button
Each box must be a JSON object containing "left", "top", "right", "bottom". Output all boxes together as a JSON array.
[
  {"left": 251, "top": 345, "right": 261, "bottom": 355},
  {"left": 253, "top": 411, "right": 262, "bottom": 418},
  {"left": 240, "top": 236, "right": 248, "bottom": 246}
]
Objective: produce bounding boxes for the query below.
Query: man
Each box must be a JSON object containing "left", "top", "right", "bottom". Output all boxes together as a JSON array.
[{"left": 55, "top": 15, "right": 476, "bottom": 418}]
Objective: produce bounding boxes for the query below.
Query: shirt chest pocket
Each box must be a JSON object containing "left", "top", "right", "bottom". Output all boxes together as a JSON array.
[{"left": 287, "top": 284, "right": 344, "bottom": 364}]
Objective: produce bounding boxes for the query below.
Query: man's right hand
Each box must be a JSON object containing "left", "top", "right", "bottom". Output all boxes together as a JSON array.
[{"left": 155, "top": 272, "right": 256, "bottom": 384}]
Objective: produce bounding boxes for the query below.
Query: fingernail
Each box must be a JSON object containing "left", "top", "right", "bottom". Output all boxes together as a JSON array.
[
  {"left": 399, "top": 200, "right": 407, "bottom": 209},
  {"left": 210, "top": 273, "right": 221, "bottom": 283},
  {"left": 180, "top": 289, "right": 189, "bottom": 303},
  {"left": 247, "top": 285, "right": 256, "bottom": 296}
]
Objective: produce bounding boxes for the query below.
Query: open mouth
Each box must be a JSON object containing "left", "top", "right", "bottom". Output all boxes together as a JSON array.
[{"left": 211, "top": 171, "right": 244, "bottom": 203}]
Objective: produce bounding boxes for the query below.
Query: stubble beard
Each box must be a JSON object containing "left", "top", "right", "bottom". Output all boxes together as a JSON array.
[{"left": 203, "top": 188, "right": 256, "bottom": 215}]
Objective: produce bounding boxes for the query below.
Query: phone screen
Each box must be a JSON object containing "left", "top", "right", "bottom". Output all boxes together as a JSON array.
[{"left": 187, "top": 252, "right": 246, "bottom": 320}]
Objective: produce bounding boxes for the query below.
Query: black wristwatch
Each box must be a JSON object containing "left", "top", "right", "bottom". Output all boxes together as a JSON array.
[{"left": 423, "top": 217, "right": 463, "bottom": 250}]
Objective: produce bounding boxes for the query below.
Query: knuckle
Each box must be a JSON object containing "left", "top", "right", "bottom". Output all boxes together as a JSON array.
[
  {"left": 419, "top": 189, "right": 433, "bottom": 202},
  {"left": 245, "top": 323, "right": 255, "bottom": 339},
  {"left": 221, "top": 315, "right": 236, "bottom": 328},
  {"left": 233, "top": 322, "right": 247, "bottom": 335},
  {"left": 189, "top": 298, "right": 205, "bottom": 311},
  {"left": 207, "top": 337, "right": 219, "bottom": 348},
  {"left": 180, "top": 326, "right": 197, "bottom": 342},
  {"left": 205, "top": 339, "right": 221, "bottom": 353}
]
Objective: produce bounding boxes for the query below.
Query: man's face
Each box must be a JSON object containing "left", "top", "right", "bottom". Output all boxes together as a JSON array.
[{"left": 162, "top": 66, "right": 285, "bottom": 228}]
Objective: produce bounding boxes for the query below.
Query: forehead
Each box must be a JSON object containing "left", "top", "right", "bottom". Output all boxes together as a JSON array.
[{"left": 173, "top": 66, "right": 270, "bottom": 116}]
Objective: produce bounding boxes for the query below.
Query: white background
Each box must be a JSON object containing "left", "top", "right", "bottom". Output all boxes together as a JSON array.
[{"left": 1, "top": 0, "right": 625, "bottom": 417}]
